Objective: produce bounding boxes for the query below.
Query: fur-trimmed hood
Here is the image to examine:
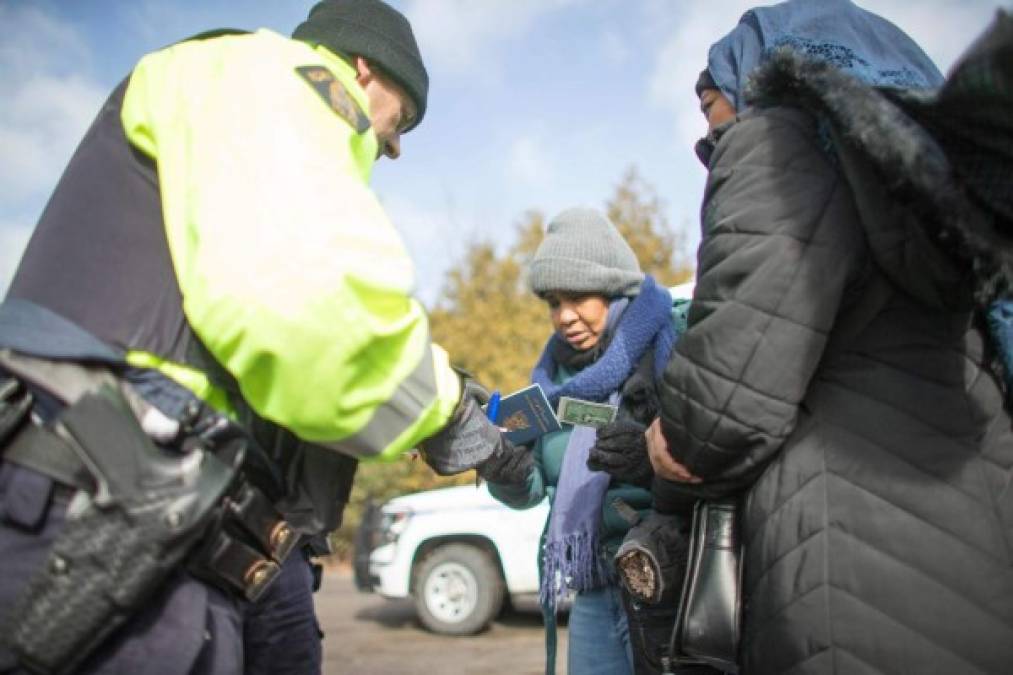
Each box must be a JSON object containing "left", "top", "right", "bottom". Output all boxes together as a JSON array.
[{"left": 743, "top": 48, "right": 1013, "bottom": 308}]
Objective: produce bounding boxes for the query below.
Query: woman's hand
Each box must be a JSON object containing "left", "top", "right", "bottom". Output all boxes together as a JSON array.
[
  {"left": 645, "top": 418, "right": 701, "bottom": 483},
  {"left": 586, "top": 418, "right": 654, "bottom": 487}
]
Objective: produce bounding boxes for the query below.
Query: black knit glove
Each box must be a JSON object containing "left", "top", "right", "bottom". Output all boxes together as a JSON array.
[
  {"left": 477, "top": 437, "right": 534, "bottom": 485},
  {"left": 587, "top": 418, "right": 653, "bottom": 488},
  {"left": 419, "top": 377, "right": 499, "bottom": 476}
]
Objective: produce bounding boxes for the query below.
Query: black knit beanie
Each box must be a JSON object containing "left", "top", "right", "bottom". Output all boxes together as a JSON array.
[
  {"left": 695, "top": 68, "right": 717, "bottom": 97},
  {"left": 293, "top": 0, "right": 428, "bottom": 131}
]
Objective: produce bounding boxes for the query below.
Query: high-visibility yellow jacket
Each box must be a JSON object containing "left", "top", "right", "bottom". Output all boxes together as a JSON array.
[{"left": 7, "top": 29, "right": 460, "bottom": 462}]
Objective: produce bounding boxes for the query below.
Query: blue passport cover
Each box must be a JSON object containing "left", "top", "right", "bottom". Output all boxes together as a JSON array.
[{"left": 493, "top": 383, "right": 561, "bottom": 446}]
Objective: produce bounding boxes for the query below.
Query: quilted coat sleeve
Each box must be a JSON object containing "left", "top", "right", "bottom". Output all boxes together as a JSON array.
[{"left": 658, "top": 108, "right": 864, "bottom": 498}]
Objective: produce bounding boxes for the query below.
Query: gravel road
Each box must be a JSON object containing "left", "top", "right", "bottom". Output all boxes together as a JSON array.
[{"left": 318, "top": 568, "right": 568, "bottom": 674}]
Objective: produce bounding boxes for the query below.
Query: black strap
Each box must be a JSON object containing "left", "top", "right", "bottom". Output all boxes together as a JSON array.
[
  {"left": 180, "top": 28, "right": 250, "bottom": 43},
  {"left": 152, "top": 28, "right": 251, "bottom": 54},
  {"left": 4, "top": 424, "right": 92, "bottom": 492},
  {"left": 0, "top": 301, "right": 125, "bottom": 365}
]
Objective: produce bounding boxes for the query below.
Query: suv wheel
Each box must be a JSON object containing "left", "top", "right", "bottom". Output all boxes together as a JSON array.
[{"left": 412, "top": 543, "right": 505, "bottom": 635}]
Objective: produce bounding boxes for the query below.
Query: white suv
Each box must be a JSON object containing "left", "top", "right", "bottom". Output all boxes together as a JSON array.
[{"left": 354, "top": 483, "right": 549, "bottom": 635}]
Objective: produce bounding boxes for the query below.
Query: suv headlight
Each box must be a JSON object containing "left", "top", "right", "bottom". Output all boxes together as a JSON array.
[{"left": 375, "top": 507, "right": 413, "bottom": 547}]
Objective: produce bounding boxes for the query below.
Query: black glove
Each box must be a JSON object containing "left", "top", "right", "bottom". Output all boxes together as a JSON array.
[
  {"left": 587, "top": 417, "right": 653, "bottom": 487},
  {"left": 477, "top": 436, "right": 533, "bottom": 485},
  {"left": 418, "top": 377, "right": 499, "bottom": 476},
  {"left": 458, "top": 376, "right": 492, "bottom": 408}
]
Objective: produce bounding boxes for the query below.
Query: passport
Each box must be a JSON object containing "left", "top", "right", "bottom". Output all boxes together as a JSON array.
[{"left": 491, "top": 383, "right": 561, "bottom": 446}]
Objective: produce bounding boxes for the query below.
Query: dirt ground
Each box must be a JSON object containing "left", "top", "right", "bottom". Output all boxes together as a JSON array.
[{"left": 317, "top": 567, "right": 568, "bottom": 674}]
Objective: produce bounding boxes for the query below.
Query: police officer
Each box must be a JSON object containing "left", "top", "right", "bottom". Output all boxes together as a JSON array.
[{"left": 0, "top": 1, "right": 517, "bottom": 673}]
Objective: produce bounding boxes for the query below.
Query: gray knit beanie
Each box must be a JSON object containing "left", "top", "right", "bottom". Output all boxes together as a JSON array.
[{"left": 528, "top": 207, "right": 644, "bottom": 298}]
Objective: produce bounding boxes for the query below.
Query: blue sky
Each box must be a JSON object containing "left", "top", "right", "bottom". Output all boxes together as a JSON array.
[{"left": 0, "top": 0, "right": 1002, "bottom": 304}]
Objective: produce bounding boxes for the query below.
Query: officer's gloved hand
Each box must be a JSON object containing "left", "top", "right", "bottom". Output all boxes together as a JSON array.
[
  {"left": 418, "top": 377, "right": 500, "bottom": 476},
  {"left": 477, "top": 436, "right": 533, "bottom": 485},
  {"left": 587, "top": 418, "right": 653, "bottom": 487}
]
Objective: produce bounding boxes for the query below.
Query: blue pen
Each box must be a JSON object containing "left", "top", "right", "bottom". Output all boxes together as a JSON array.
[{"left": 486, "top": 390, "right": 501, "bottom": 424}]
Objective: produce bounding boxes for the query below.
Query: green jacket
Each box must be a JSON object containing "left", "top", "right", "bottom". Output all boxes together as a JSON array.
[{"left": 487, "top": 363, "right": 652, "bottom": 559}]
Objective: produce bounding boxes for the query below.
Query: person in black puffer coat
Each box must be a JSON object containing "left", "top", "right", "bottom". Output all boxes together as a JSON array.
[{"left": 646, "top": 2, "right": 1013, "bottom": 674}]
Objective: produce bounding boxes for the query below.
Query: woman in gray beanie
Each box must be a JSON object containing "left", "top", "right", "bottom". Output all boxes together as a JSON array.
[{"left": 481, "top": 207, "right": 680, "bottom": 675}]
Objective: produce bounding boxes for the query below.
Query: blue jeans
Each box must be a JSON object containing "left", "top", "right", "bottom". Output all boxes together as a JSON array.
[{"left": 567, "top": 584, "right": 634, "bottom": 675}]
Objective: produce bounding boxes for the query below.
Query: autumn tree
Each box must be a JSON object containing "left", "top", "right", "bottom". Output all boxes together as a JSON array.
[
  {"left": 428, "top": 210, "right": 550, "bottom": 394},
  {"left": 608, "top": 166, "right": 693, "bottom": 287},
  {"left": 330, "top": 450, "right": 470, "bottom": 560}
]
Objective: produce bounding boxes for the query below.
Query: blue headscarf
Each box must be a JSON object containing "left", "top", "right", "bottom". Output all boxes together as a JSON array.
[{"left": 707, "top": 0, "right": 943, "bottom": 111}]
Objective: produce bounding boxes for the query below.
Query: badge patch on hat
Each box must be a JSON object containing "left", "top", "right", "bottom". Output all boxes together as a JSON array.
[{"left": 296, "top": 66, "right": 370, "bottom": 134}]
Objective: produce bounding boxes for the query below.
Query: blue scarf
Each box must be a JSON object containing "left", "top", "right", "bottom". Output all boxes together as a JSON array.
[
  {"left": 707, "top": 0, "right": 943, "bottom": 112},
  {"left": 987, "top": 302, "right": 1013, "bottom": 395},
  {"left": 532, "top": 275, "right": 675, "bottom": 609}
]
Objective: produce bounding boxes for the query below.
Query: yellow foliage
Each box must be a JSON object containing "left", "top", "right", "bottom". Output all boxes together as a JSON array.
[
  {"left": 608, "top": 167, "right": 694, "bottom": 287},
  {"left": 429, "top": 211, "right": 551, "bottom": 394},
  {"left": 330, "top": 456, "right": 472, "bottom": 560}
]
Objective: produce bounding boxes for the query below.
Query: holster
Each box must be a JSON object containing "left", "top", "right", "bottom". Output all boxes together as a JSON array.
[
  {"left": 2, "top": 386, "right": 242, "bottom": 675},
  {"left": 0, "top": 352, "right": 305, "bottom": 675}
]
